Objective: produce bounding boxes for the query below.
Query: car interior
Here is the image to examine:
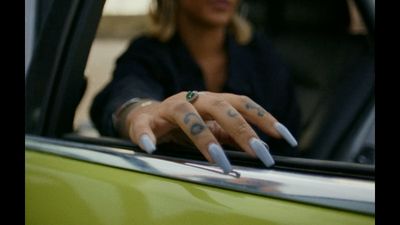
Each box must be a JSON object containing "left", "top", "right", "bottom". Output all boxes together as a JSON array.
[
  {"left": 26, "top": 0, "right": 375, "bottom": 179},
  {"left": 244, "top": 0, "right": 374, "bottom": 163}
]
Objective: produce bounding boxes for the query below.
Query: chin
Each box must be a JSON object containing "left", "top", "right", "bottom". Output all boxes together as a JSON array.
[{"left": 204, "top": 14, "right": 233, "bottom": 27}]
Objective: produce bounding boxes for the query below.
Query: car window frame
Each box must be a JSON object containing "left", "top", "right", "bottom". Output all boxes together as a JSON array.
[{"left": 26, "top": 0, "right": 105, "bottom": 137}]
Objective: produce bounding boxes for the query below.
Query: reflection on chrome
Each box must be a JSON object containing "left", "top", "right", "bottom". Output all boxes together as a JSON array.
[
  {"left": 25, "top": 135, "right": 374, "bottom": 215},
  {"left": 184, "top": 163, "right": 241, "bottom": 178}
]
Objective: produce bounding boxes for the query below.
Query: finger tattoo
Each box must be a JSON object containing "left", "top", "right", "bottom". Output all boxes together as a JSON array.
[
  {"left": 245, "top": 102, "right": 266, "bottom": 117},
  {"left": 183, "top": 112, "right": 205, "bottom": 135},
  {"left": 190, "top": 123, "right": 205, "bottom": 135},
  {"left": 183, "top": 112, "right": 199, "bottom": 124},
  {"left": 257, "top": 109, "right": 266, "bottom": 117},
  {"left": 245, "top": 102, "right": 257, "bottom": 110},
  {"left": 227, "top": 109, "right": 238, "bottom": 117}
]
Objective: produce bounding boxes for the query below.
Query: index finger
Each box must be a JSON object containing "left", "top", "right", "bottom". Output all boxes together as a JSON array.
[{"left": 162, "top": 100, "right": 233, "bottom": 174}]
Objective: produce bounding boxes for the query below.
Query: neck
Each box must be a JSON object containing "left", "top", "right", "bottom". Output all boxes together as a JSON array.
[{"left": 177, "top": 16, "right": 226, "bottom": 59}]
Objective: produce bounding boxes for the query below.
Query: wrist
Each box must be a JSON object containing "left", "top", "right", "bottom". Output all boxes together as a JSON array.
[{"left": 112, "top": 98, "right": 157, "bottom": 137}]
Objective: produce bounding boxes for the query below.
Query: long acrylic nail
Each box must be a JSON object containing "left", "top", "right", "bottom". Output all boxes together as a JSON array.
[
  {"left": 260, "top": 139, "right": 270, "bottom": 149},
  {"left": 139, "top": 134, "right": 156, "bottom": 154},
  {"left": 249, "top": 137, "right": 275, "bottom": 167},
  {"left": 208, "top": 143, "right": 232, "bottom": 174},
  {"left": 274, "top": 122, "right": 298, "bottom": 147}
]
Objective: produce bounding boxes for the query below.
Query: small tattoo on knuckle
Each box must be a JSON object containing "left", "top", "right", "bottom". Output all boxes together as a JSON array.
[
  {"left": 257, "top": 109, "right": 266, "bottom": 117},
  {"left": 245, "top": 102, "right": 257, "bottom": 110},
  {"left": 227, "top": 109, "right": 238, "bottom": 117},
  {"left": 191, "top": 123, "right": 205, "bottom": 135},
  {"left": 183, "top": 112, "right": 199, "bottom": 124},
  {"left": 183, "top": 112, "right": 206, "bottom": 135},
  {"left": 245, "top": 102, "right": 266, "bottom": 117}
]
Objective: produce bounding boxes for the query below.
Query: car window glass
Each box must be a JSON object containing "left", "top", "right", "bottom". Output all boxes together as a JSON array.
[{"left": 73, "top": 0, "right": 374, "bottom": 165}]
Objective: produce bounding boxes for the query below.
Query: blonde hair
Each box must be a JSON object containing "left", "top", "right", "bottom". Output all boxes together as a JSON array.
[{"left": 148, "top": 0, "right": 252, "bottom": 45}]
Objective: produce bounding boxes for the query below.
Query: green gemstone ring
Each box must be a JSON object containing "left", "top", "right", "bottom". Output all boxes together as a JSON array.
[{"left": 186, "top": 91, "right": 200, "bottom": 103}]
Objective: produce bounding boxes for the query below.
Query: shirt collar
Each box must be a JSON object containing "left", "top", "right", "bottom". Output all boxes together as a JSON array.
[{"left": 171, "top": 32, "right": 254, "bottom": 94}]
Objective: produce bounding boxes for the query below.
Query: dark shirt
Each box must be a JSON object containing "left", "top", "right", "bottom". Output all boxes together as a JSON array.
[{"left": 91, "top": 32, "right": 301, "bottom": 156}]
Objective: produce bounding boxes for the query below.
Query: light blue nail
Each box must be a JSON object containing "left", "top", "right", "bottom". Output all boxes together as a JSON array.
[
  {"left": 249, "top": 138, "right": 275, "bottom": 167},
  {"left": 260, "top": 139, "right": 270, "bottom": 149},
  {"left": 208, "top": 143, "right": 232, "bottom": 174},
  {"left": 274, "top": 122, "right": 298, "bottom": 147},
  {"left": 139, "top": 134, "right": 156, "bottom": 154}
]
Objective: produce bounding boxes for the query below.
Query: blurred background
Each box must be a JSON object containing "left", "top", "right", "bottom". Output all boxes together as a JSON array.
[
  {"left": 73, "top": 0, "right": 152, "bottom": 136},
  {"left": 26, "top": 0, "right": 152, "bottom": 136}
]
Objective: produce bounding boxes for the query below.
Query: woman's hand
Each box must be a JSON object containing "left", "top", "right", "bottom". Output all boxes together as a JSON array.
[{"left": 119, "top": 91, "right": 297, "bottom": 174}]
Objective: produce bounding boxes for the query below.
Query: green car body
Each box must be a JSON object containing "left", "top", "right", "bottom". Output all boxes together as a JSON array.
[{"left": 26, "top": 137, "right": 374, "bottom": 225}]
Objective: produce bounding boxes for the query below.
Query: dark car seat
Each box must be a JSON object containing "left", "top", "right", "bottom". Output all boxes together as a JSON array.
[{"left": 244, "top": 0, "right": 374, "bottom": 162}]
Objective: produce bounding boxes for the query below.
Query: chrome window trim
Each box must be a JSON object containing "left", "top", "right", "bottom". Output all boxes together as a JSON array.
[
  {"left": 25, "top": 0, "right": 36, "bottom": 75},
  {"left": 25, "top": 135, "right": 375, "bottom": 215}
]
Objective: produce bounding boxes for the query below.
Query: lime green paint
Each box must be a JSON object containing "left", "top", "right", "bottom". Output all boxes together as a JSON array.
[{"left": 26, "top": 150, "right": 374, "bottom": 225}]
